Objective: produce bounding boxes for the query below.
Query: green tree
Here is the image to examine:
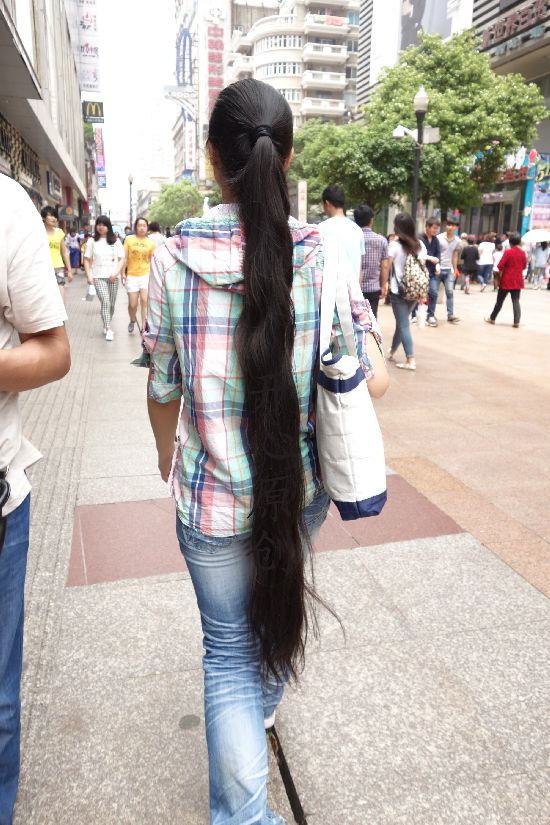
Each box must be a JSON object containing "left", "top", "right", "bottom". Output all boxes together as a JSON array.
[
  {"left": 292, "top": 29, "right": 547, "bottom": 216},
  {"left": 148, "top": 180, "right": 203, "bottom": 228}
]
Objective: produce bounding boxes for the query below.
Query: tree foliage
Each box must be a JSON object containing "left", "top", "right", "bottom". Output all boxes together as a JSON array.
[
  {"left": 148, "top": 180, "right": 203, "bottom": 228},
  {"left": 291, "top": 29, "right": 547, "bottom": 215}
]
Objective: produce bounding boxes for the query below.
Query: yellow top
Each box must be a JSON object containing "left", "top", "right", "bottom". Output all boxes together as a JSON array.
[
  {"left": 124, "top": 235, "right": 155, "bottom": 277},
  {"left": 48, "top": 227, "right": 65, "bottom": 269}
]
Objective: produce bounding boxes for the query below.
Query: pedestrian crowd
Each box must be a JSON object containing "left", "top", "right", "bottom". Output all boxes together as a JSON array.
[{"left": 0, "top": 74, "right": 548, "bottom": 825}]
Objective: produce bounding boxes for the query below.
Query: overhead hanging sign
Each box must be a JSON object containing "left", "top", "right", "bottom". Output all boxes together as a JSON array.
[{"left": 82, "top": 100, "right": 104, "bottom": 122}]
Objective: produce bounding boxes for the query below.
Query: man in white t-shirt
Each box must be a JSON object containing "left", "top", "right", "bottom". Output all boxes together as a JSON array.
[
  {"left": 318, "top": 185, "right": 365, "bottom": 280},
  {"left": 0, "top": 174, "right": 70, "bottom": 821},
  {"left": 477, "top": 234, "right": 496, "bottom": 290}
]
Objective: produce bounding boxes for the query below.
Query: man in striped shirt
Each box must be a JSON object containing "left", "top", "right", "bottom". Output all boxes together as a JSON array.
[{"left": 354, "top": 204, "right": 390, "bottom": 319}]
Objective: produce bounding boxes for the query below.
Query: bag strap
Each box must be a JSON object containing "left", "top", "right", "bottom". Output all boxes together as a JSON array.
[{"left": 320, "top": 237, "right": 358, "bottom": 365}]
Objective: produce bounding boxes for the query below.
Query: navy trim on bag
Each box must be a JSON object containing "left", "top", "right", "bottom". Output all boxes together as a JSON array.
[
  {"left": 318, "top": 366, "right": 364, "bottom": 394},
  {"left": 333, "top": 490, "right": 387, "bottom": 520},
  {"left": 320, "top": 347, "right": 342, "bottom": 366}
]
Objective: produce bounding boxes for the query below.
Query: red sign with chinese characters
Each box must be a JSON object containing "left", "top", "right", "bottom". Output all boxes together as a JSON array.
[
  {"left": 482, "top": 0, "right": 550, "bottom": 50},
  {"left": 208, "top": 25, "right": 224, "bottom": 113}
]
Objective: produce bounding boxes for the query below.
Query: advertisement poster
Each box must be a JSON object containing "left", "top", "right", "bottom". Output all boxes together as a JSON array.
[
  {"left": 77, "top": 0, "right": 101, "bottom": 93},
  {"left": 95, "top": 127, "right": 107, "bottom": 188},
  {"left": 531, "top": 154, "right": 550, "bottom": 229},
  {"left": 400, "top": 0, "right": 453, "bottom": 50}
]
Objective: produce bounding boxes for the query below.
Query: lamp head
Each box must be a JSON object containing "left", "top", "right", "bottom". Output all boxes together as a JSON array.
[
  {"left": 414, "top": 85, "right": 429, "bottom": 114},
  {"left": 128, "top": 174, "right": 134, "bottom": 184}
]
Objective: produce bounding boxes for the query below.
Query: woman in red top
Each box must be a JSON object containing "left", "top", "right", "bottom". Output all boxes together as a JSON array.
[{"left": 485, "top": 232, "right": 526, "bottom": 328}]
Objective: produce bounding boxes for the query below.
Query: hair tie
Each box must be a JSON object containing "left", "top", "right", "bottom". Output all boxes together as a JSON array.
[{"left": 252, "top": 124, "right": 273, "bottom": 144}]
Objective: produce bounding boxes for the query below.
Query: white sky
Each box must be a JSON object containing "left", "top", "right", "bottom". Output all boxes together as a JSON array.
[{"left": 97, "top": 0, "right": 177, "bottom": 223}]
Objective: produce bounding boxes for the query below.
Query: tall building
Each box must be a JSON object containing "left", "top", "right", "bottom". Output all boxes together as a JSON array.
[
  {"left": 470, "top": 0, "right": 550, "bottom": 234},
  {"left": 357, "top": 0, "right": 474, "bottom": 106},
  {"left": 0, "top": 0, "right": 87, "bottom": 217},
  {"left": 226, "top": 0, "right": 360, "bottom": 128}
]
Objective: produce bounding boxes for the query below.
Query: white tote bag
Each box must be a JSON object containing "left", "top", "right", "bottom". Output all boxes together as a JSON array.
[{"left": 315, "top": 238, "right": 387, "bottom": 520}]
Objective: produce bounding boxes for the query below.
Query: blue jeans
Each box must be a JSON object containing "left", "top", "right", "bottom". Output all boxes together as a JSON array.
[
  {"left": 0, "top": 496, "right": 30, "bottom": 825},
  {"left": 390, "top": 293, "right": 415, "bottom": 358},
  {"left": 477, "top": 263, "right": 493, "bottom": 285},
  {"left": 427, "top": 269, "right": 455, "bottom": 319},
  {"left": 177, "top": 490, "right": 330, "bottom": 825}
]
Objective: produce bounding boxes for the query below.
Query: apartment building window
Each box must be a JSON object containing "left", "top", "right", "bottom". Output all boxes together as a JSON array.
[
  {"left": 347, "top": 39, "right": 358, "bottom": 52},
  {"left": 280, "top": 89, "right": 302, "bottom": 102},
  {"left": 257, "top": 62, "right": 301, "bottom": 77},
  {"left": 346, "top": 66, "right": 357, "bottom": 79},
  {"left": 257, "top": 35, "right": 303, "bottom": 52},
  {"left": 348, "top": 11, "right": 359, "bottom": 25}
]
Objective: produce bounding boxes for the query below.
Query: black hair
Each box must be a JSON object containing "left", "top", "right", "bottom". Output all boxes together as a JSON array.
[
  {"left": 134, "top": 216, "right": 148, "bottom": 232},
  {"left": 322, "top": 184, "right": 345, "bottom": 210},
  {"left": 208, "top": 78, "right": 326, "bottom": 682},
  {"left": 509, "top": 232, "right": 521, "bottom": 246},
  {"left": 148, "top": 221, "right": 161, "bottom": 233},
  {"left": 494, "top": 240, "right": 503, "bottom": 250},
  {"left": 94, "top": 215, "right": 117, "bottom": 245},
  {"left": 41, "top": 205, "right": 57, "bottom": 219},
  {"left": 354, "top": 205, "right": 374, "bottom": 228},
  {"left": 541, "top": 241, "right": 548, "bottom": 250},
  {"left": 394, "top": 212, "right": 420, "bottom": 254},
  {"left": 468, "top": 235, "right": 476, "bottom": 245},
  {"left": 426, "top": 216, "right": 441, "bottom": 228},
  {"left": 124, "top": 226, "right": 131, "bottom": 233}
]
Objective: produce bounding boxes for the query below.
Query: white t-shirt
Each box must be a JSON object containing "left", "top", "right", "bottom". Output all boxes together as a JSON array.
[
  {"left": 478, "top": 241, "right": 495, "bottom": 266},
  {"left": 0, "top": 174, "right": 67, "bottom": 515},
  {"left": 319, "top": 216, "right": 365, "bottom": 280},
  {"left": 534, "top": 246, "right": 550, "bottom": 268},
  {"left": 388, "top": 239, "right": 427, "bottom": 295},
  {"left": 84, "top": 237, "right": 124, "bottom": 278}
]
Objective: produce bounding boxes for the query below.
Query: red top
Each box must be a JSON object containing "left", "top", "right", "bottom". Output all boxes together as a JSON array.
[{"left": 497, "top": 246, "right": 526, "bottom": 290}]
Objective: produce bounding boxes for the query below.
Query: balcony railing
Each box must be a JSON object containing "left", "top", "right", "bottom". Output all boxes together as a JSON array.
[
  {"left": 303, "top": 43, "right": 348, "bottom": 62},
  {"left": 302, "top": 70, "right": 346, "bottom": 90},
  {"left": 301, "top": 97, "right": 346, "bottom": 117},
  {"left": 248, "top": 14, "right": 301, "bottom": 41},
  {"left": 304, "top": 13, "right": 349, "bottom": 35}
]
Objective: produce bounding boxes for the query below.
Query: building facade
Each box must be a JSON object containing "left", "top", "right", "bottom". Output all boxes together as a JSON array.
[
  {"left": 470, "top": 0, "right": 550, "bottom": 234},
  {"left": 0, "top": 0, "right": 87, "bottom": 219},
  {"left": 226, "top": 0, "right": 360, "bottom": 129},
  {"left": 357, "top": 0, "right": 474, "bottom": 106}
]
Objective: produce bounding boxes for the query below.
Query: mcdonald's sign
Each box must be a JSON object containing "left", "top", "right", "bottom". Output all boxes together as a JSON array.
[{"left": 82, "top": 100, "right": 104, "bottom": 123}]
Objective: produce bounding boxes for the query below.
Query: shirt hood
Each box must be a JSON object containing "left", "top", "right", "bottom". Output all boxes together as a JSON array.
[{"left": 164, "top": 203, "right": 320, "bottom": 291}]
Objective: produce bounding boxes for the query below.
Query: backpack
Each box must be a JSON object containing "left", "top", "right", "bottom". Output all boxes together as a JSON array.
[{"left": 398, "top": 252, "right": 429, "bottom": 301}]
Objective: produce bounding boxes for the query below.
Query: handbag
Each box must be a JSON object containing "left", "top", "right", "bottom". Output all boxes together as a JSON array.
[{"left": 315, "top": 238, "right": 387, "bottom": 520}]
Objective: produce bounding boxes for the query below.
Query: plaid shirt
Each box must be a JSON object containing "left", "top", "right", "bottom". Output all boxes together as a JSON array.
[
  {"left": 145, "top": 204, "right": 382, "bottom": 536},
  {"left": 360, "top": 227, "right": 389, "bottom": 294}
]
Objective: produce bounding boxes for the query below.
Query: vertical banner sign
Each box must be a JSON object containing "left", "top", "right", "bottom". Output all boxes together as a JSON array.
[
  {"left": 95, "top": 128, "right": 106, "bottom": 188},
  {"left": 207, "top": 25, "right": 224, "bottom": 113},
  {"left": 185, "top": 117, "right": 196, "bottom": 173},
  {"left": 531, "top": 155, "right": 550, "bottom": 230},
  {"left": 78, "top": 0, "right": 101, "bottom": 93}
]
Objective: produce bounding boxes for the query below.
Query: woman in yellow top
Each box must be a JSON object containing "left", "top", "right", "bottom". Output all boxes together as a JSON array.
[
  {"left": 41, "top": 206, "right": 73, "bottom": 302},
  {"left": 123, "top": 216, "right": 155, "bottom": 333}
]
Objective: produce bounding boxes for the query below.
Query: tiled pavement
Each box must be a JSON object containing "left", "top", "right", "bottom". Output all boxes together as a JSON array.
[{"left": 14, "top": 277, "right": 550, "bottom": 824}]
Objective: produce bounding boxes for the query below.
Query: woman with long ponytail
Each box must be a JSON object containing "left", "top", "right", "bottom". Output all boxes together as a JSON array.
[{"left": 145, "top": 79, "right": 388, "bottom": 823}]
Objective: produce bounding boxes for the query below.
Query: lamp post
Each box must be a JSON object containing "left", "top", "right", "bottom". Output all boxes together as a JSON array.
[
  {"left": 128, "top": 173, "right": 134, "bottom": 228},
  {"left": 411, "top": 85, "right": 429, "bottom": 224}
]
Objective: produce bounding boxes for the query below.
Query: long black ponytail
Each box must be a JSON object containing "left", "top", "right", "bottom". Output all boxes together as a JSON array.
[{"left": 208, "top": 79, "right": 317, "bottom": 681}]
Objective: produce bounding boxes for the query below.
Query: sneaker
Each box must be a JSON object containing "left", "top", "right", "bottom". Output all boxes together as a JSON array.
[
  {"left": 105, "top": 329, "right": 114, "bottom": 341},
  {"left": 513, "top": 323, "right": 520, "bottom": 328},
  {"left": 128, "top": 321, "right": 135, "bottom": 334},
  {"left": 387, "top": 349, "right": 396, "bottom": 362},
  {"left": 103, "top": 327, "right": 107, "bottom": 335},
  {"left": 484, "top": 317, "right": 495, "bottom": 325},
  {"left": 480, "top": 284, "right": 486, "bottom": 292},
  {"left": 411, "top": 316, "right": 417, "bottom": 324},
  {"left": 447, "top": 315, "right": 460, "bottom": 324},
  {"left": 427, "top": 317, "right": 438, "bottom": 327},
  {"left": 264, "top": 710, "right": 276, "bottom": 730},
  {"left": 396, "top": 361, "right": 416, "bottom": 371}
]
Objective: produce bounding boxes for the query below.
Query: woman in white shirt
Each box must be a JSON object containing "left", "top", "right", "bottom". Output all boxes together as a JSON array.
[
  {"left": 387, "top": 212, "right": 427, "bottom": 371},
  {"left": 477, "top": 234, "right": 495, "bottom": 289},
  {"left": 84, "top": 216, "right": 125, "bottom": 341}
]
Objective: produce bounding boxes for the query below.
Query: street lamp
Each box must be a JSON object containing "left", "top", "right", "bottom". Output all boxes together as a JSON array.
[
  {"left": 411, "top": 85, "right": 429, "bottom": 224},
  {"left": 128, "top": 173, "right": 134, "bottom": 227}
]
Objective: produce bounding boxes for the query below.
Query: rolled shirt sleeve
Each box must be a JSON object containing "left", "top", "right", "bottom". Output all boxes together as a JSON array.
[{"left": 143, "top": 249, "right": 182, "bottom": 403}]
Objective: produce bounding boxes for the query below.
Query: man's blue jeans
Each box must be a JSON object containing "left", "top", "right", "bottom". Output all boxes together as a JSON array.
[
  {"left": 0, "top": 496, "right": 30, "bottom": 825},
  {"left": 427, "top": 269, "right": 455, "bottom": 319},
  {"left": 477, "top": 263, "right": 493, "bottom": 285},
  {"left": 177, "top": 490, "right": 330, "bottom": 825}
]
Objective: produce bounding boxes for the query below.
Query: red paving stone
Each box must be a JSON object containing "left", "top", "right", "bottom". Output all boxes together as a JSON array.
[{"left": 67, "top": 474, "right": 462, "bottom": 587}]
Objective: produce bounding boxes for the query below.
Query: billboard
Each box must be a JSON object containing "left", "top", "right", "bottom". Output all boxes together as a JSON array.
[
  {"left": 400, "top": 0, "right": 453, "bottom": 51},
  {"left": 82, "top": 100, "right": 104, "bottom": 122},
  {"left": 532, "top": 154, "right": 550, "bottom": 230},
  {"left": 95, "top": 127, "right": 106, "bottom": 188}
]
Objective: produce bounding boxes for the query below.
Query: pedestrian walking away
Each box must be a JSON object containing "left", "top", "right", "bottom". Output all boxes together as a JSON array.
[
  {"left": 532, "top": 242, "right": 549, "bottom": 289},
  {"left": 460, "top": 235, "right": 480, "bottom": 295},
  {"left": 65, "top": 226, "right": 81, "bottom": 271},
  {"left": 477, "top": 234, "right": 495, "bottom": 289},
  {"left": 354, "top": 204, "right": 389, "bottom": 318},
  {"left": 148, "top": 221, "right": 166, "bottom": 252},
  {"left": 318, "top": 184, "right": 365, "bottom": 280},
  {"left": 144, "top": 78, "right": 388, "bottom": 825},
  {"left": 485, "top": 232, "right": 526, "bottom": 328},
  {"left": 435, "top": 219, "right": 461, "bottom": 323},
  {"left": 492, "top": 240, "right": 504, "bottom": 290},
  {"left": 41, "top": 206, "right": 73, "bottom": 303},
  {"left": 387, "top": 212, "right": 428, "bottom": 370},
  {"left": 123, "top": 217, "right": 154, "bottom": 333},
  {"left": 419, "top": 216, "right": 441, "bottom": 323},
  {"left": 0, "top": 173, "right": 70, "bottom": 825},
  {"left": 84, "top": 216, "right": 125, "bottom": 341}
]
